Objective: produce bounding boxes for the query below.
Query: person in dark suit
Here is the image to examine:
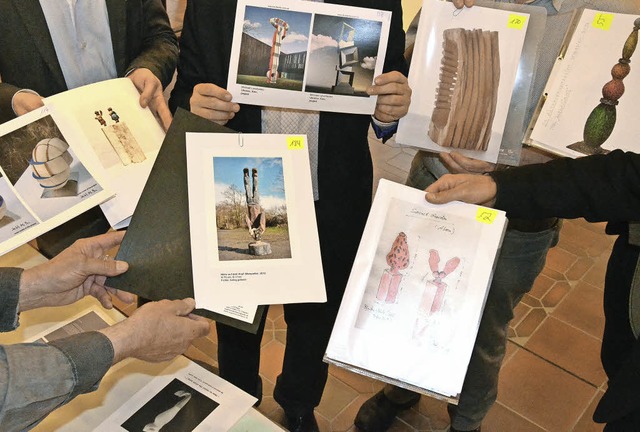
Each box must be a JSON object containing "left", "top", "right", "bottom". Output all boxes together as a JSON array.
[
  {"left": 426, "top": 150, "right": 640, "bottom": 431},
  {"left": 169, "top": 1, "right": 410, "bottom": 430},
  {"left": 0, "top": 0, "right": 178, "bottom": 258}
]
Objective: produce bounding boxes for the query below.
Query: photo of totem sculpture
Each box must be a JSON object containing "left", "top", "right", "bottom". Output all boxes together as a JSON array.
[
  {"left": 29, "top": 137, "right": 79, "bottom": 198},
  {"left": 95, "top": 107, "right": 146, "bottom": 166},
  {"left": 244, "top": 168, "right": 272, "bottom": 256},
  {"left": 332, "top": 22, "right": 358, "bottom": 94},
  {"left": 428, "top": 28, "right": 500, "bottom": 152},
  {"left": 567, "top": 17, "right": 640, "bottom": 155},
  {"left": 267, "top": 17, "right": 289, "bottom": 84}
]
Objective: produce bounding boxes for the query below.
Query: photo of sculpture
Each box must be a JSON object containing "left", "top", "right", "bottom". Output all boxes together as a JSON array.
[
  {"left": 0, "top": 115, "right": 102, "bottom": 221},
  {"left": 236, "top": 6, "right": 312, "bottom": 91},
  {"left": 213, "top": 156, "right": 291, "bottom": 261},
  {"left": 304, "top": 14, "right": 383, "bottom": 96},
  {"left": 0, "top": 174, "right": 38, "bottom": 242},
  {"left": 121, "top": 378, "right": 219, "bottom": 432}
]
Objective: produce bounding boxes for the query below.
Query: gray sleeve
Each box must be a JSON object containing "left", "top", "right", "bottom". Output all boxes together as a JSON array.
[
  {"left": 0, "top": 331, "right": 114, "bottom": 431},
  {"left": 0, "top": 268, "right": 24, "bottom": 332}
]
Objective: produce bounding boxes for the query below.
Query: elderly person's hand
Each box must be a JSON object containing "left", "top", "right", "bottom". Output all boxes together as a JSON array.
[
  {"left": 439, "top": 151, "right": 496, "bottom": 175},
  {"left": 19, "top": 231, "right": 133, "bottom": 312},
  {"left": 190, "top": 83, "right": 241, "bottom": 125},
  {"left": 12, "top": 91, "right": 44, "bottom": 116},
  {"left": 452, "top": 0, "right": 475, "bottom": 8},
  {"left": 425, "top": 173, "right": 497, "bottom": 207},
  {"left": 100, "top": 298, "right": 212, "bottom": 363},
  {"left": 128, "top": 68, "right": 172, "bottom": 131},
  {"left": 367, "top": 71, "right": 412, "bottom": 123}
]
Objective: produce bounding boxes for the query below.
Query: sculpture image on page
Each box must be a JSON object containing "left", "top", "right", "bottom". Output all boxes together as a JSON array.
[
  {"left": 244, "top": 168, "right": 272, "bottom": 256},
  {"left": 267, "top": 17, "right": 289, "bottom": 84},
  {"left": 376, "top": 232, "right": 410, "bottom": 303},
  {"left": 29, "top": 137, "right": 79, "bottom": 198},
  {"left": 95, "top": 106, "right": 146, "bottom": 166}
]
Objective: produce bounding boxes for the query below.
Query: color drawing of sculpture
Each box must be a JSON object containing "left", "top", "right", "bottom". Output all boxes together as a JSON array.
[
  {"left": 29, "top": 137, "right": 78, "bottom": 197},
  {"left": 376, "top": 232, "right": 409, "bottom": 303},
  {"left": 244, "top": 168, "right": 271, "bottom": 256},
  {"left": 96, "top": 106, "right": 146, "bottom": 165},
  {"left": 429, "top": 28, "right": 500, "bottom": 152},
  {"left": 567, "top": 17, "right": 640, "bottom": 155},
  {"left": 267, "top": 18, "right": 289, "bottom": 84}
]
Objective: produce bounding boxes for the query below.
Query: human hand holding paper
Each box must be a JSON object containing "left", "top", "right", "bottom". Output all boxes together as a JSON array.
[
  {"left": 368, "top": 71, "right": 412, "bottom": 123},
  {"left": 190, "top": 83, "right": 240, "bottom": 125},
  {"left": 425, "top": 173, "right": 497, "bottom": 206},
  {"left": 452, "top": 0, "right": 475, "bottom": 9},
  {"left": 12, "top": 91, "right": 44, "bottom": 116},
  {"left": 440, "top": 151, "right": 496, "bottom": 174}
]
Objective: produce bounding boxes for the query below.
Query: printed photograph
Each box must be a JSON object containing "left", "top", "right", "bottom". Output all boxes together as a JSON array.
[
  {"left": 0, "top": 115, "right": 102, "bottom": 221},
  {"left": 0, "top": 174, "right": 38, "bottom": 242},
  {"left": 213, "top": 157, "right": 291, "bottom": 261},
  {"left": 121, "top": 378, "right": 219, "bottom": 432},
  {"left": 42, "top": 311, "right": 110, "bottom": 343},
  {"left": 304, "top": 14, "right": 383, "bottom": 96},
  {"left": 237, "top": 6, "right": 312, "bottom": 91}
]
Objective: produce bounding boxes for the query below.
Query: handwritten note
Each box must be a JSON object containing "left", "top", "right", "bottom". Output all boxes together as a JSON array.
[
  {"left": 507, "top": 14, "right": 527, "bottom": 30},
  {"left": 476, "top": 207, "right": 498, "bottom": 225},
  {"left": 592, "top": 13, "right": 613, "bottom": 30},
  {"left": 287, "top": 135, "right": 305, "bottom": 150}
]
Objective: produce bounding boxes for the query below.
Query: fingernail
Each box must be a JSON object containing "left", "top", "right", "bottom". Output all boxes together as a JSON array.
[{"left": 116, "top": 261, "right": 128, "bottom": 272}]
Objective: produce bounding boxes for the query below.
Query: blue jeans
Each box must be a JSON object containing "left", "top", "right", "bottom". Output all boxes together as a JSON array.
[{"left": 402, "top": 151, "right": 561, "bottom": 430}]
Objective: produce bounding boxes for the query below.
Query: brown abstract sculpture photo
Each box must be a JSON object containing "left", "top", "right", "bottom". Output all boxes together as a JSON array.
[
  {"left": 244, "top": 168, "right": 271, "bottom": 256},
  {"left": 429, "top": 28, "right": 500, "bottom": 152}
]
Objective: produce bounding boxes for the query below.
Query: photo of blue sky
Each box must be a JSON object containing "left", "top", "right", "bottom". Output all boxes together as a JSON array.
[
  {"left": 242, "top": 6, "right": 312, "bottom": 54},
  {"left": 213, "top": 157, "right": 286, "bottom": 210}
]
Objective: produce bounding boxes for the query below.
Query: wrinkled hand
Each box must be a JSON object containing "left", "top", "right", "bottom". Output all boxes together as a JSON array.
[
  {"left": 13, "top": 91, "right": 44, "bottom": 116},
  {"left": 452, "top": 0, "right": 475, "bottom": 9},
  {"left": 190, "top": 83, "right": 240, "bottom": 125},
  {"left": 100, "top": 298, "right": 211, "bottom": 364},
  {"left": 367, "top": 71, "right": 412, "bottom": 123},
  {"left": 19, "top": 231, "right": 133, "bottom": 312},
  {"left": 128, "top": 68, "right": 172, "bottom": 131},
  {"left": 425, "top": 173, "right": 497, "bottom": 206},
  {"left": 440, "top": 151, "right": 496, "bottom": 174}
]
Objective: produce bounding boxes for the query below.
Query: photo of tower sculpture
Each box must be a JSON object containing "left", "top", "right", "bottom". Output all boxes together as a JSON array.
[
  {"left": 332, "top": 22, "right": 358, "bottom": 94},
  {"left": 267, "top": 17, "right": 289, "bottom": 84},
  {"left": 244, "top": 168, "right": 272, "bottom": 256}
]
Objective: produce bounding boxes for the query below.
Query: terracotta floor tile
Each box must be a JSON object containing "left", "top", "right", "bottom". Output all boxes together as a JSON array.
[
  {"left": 565, "top": 256, "right": 595, "bottom": 282},
  {"left": 267, "top": 304, "right": 284, "bottom": 322},
  {"left": 274, "top": 314, "right": 287, "bottom": 330},
  {"left": 520, "top": 293, "right": 543, "bottom": 308},
  {"left": 317, "top": 374, "right": 360, "bottom": 420},
  {"left": 525, "top": 317, "right": 606, "bottom": 387},
  {"left": 482, "top": 401, "right": 545, "bottom": 432},
  {"left": 529, "top": 273, "right": 555, "bottom": 300},
  {"left": 514, "top": 308, "right": 547, "bottom": 338},
  {"left": 552, "top": 281, "right": 605, "bottom": 339},
  {"left": 545, "top": 246, "right": 578, "bottom": 274},
  {"left": 259, "top": 340, "right": 285, "bottom": 383},
  {"left": 397, "top": 404, "right": 433, "bottom": 430},
  {"left": 262, "top": 328, "right": 275, "bottom": 346},
  {"left": 416, "top": 396, "right": 449, "bottom": 430},
  {"left": 191, "top": 333, "right": 217, "bottom": 358},
  {"left": 573, "top": 391, "right": 606, "bottom": 432},
  {"left": 583, "top": 252, "right": 610, "bottom": 289},
  {"left": 541, "top": 266, "right": 566, "bottom": 281},
  {"left": 511, "top": 302, "right": 531, "bottom": 327},
  {"left": 328, "top": 364, "right": 382, "bottom": 394},
  {"left": 497, "top": 349, "right": 598, "bottom": 431},
  {"left": 275, "top": 329, "right": 287, "bottom": 344},
  {"left": 330, "top": 394, "right": 370, "bottom": 432},
  {"left": 541, "top": 280, "right": 572, "bottom": 308}
]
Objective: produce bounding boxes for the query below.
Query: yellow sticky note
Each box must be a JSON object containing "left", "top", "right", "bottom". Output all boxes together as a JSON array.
[
  {"left": 507, "top": 14, "right": 527, "bottom": 30},
  {"left": 476, "top": 207, "right": 497, "bottom": 225},
  {"left": 287, "top": 136, "right": 305, "bottom": 150},
  {"left": 592, "top": 13, "right": 613, "bottom": 30}
]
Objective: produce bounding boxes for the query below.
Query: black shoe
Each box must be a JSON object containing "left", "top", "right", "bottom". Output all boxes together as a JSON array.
[
  {"left": 284, "top": 411, "right": 319, "bottom": 432},
  {"left": 354, "top": 389, "right": 421, "bottom": 432}
]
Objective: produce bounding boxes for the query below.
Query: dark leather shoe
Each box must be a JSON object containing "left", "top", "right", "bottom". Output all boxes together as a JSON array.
[
  {"left": 285, "top": 411, "right": 319, "bottom": 432},
  {"left": 355, "top": 389, "right": 421, "bottom": 432}
]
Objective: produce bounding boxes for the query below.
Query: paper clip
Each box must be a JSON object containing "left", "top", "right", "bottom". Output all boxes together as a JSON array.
[{"left": 237, "top": 133, "right": 244, "bottom": 148}]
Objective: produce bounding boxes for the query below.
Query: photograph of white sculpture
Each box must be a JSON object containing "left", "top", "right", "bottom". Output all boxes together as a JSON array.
[
  {"left": 0, "top": 174, "right": 38, "bottom": 242},
  {"left": 236, "top": 6, "right": 312, "bottom": 91},
  {"left": 326, "top": 179, "right": 506, "bottom": 400},
  {"left": 121, "top": 378, "right": 219, "bottom": 432},
  {"left": 304, "top": 14, "right": 382, "bottom": 97},
  {"left": 213, "top": 156, "right": 291, "bottom": 261},
  {"left": 0, "top": 114, "right": 103, "bottom": 221},
  {"left": 396, "top": 0, "right": 529, "bottom": 163}
]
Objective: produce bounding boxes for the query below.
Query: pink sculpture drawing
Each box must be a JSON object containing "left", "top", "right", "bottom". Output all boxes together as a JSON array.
[
  {"left": 376, "top": 232, "right": 409, "bottom": 303},
  {"left": 267, "top": 18, "right": 289, "bottom": 84},
  {"left": 420, "top": 249, "right": 460, "bottom": 315}
]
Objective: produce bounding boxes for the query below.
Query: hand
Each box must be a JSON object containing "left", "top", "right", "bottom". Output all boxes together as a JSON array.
[
  {"left": 100, "top": 298, "right": 211, "bottom": 364},
  {"left": 190, "top": 83, "right": 240, "bottom": 125},
  {"left": 128, "top": 68, "right": 172, "bottom": 131},
  {"left": 452, "top": 0, "right": 475, "bottom": 9},
  {"left": 367, "top": 71, "right": 412, "bottom": 123},
  {"left": 425, "top": 173, "right": 497, "bottom": 206},
  {"left": 19, "top": 231, "right": 133, "bottom": 312},
  {"left": 440, "top": 151, "right": 496, "bottom": 174},
  {"left": 13, "top": 91, "right": 44, "bottom": 116}
]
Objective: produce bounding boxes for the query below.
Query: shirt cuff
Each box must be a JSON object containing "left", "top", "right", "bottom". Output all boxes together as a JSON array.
[
  {"left": 11, "top": 89, "right": 40, "bottom": 116},
  {"left": 371, "top": 116, "right": 399, "bottom": 143},
  {"left": 0, "top": 268, "right": 24, "bottom": 332},
  {"left": 48, "top": 331, "right": 115, "bottom": 399}
]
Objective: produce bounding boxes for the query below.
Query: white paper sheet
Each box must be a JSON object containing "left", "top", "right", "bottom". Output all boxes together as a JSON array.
[
  {"left": 226, "top": 0, "right": 391, "bottom": 114},
  {"left": 45, "top": 78, "right": 165, "bottom": 227},
  {"left": 528, "top": 9, "right": 640, "bottom": 157},
  {"left": 96, "top": 359, "right": 257, "bottom": 432},
  {"left": 325, "top": 179, "right": 506, "bottom": 399},
  {"left": 396, "top": 0, "right": 529, "bottom": 163},
  {"left": 186, "top": 133, "right": 325, "bottom": 308},
  {"left": 0, "top": 107, "right": 112, "bottom": 256}
]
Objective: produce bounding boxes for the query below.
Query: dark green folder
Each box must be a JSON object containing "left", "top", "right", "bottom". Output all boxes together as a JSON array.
[{"left": 107, "top": 108, "right": 266, "bottom": 333}]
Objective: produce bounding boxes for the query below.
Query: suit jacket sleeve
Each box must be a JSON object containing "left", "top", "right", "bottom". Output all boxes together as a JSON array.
[{"left": 492, "top": 150, "right": 640, "bottom": 223}]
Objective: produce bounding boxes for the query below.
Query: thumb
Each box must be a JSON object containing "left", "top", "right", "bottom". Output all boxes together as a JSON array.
[
  {"left": 83, "top": 257, "right": 129, "bottom": 278},
  {"left": 171, "top": 298, "right": 197, "bottom": 316}
]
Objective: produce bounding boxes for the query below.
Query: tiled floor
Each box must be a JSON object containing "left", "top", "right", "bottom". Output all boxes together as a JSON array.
[{"left": 118, "top": 131, "right": 613, "bottom": 432}]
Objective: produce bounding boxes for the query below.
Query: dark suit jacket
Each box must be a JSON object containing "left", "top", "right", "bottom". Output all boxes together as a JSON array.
[{"left": 0, "top": 0, "right": 178, "bottom": 123}]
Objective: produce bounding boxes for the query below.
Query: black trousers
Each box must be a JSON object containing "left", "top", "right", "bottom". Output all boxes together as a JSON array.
[{"left": 216, "top": 198, "right": 370, "bottom": 415}]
